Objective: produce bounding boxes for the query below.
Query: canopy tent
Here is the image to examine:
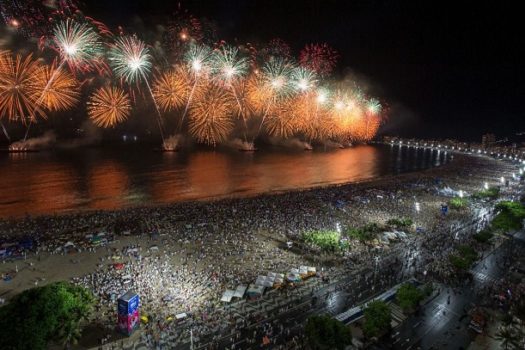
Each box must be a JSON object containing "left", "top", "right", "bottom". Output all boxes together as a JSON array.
[
  {"left": 233, "top": 285, "right": 247, "bottom": 298},
  {"left": 221, "top": 290, "right": 235, "bottom": 303},
  {"left": 255, "top": 275, "right": 267, "bottom": 286},
  {"left": 175, "top": 313, "right": 187, "bottom": 320}
]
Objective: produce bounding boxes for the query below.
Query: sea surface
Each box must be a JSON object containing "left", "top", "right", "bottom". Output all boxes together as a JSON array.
[{"left": 0, "top": 144, "right": 451, "bottom": 218}]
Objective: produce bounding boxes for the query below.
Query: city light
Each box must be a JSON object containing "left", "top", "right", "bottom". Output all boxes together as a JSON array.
[{"left": 415, "top": 202, "right": 420, "bottom": 212}]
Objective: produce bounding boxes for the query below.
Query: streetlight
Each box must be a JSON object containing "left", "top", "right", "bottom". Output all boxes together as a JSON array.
[
  {"left": 484, "top": 182, "right": 489, "bottom": 190},
  {"left": 415, "top": 202, "right": 421, "bottom": 212},
  {"left": 336, "top": 222, "right": 341, "bottom": 234},
  {"left": 500, "top": 177, "right": 505, "bottom": 184},
  {"left": 459, "top": 190, "right": 464, "bottom": 198}
]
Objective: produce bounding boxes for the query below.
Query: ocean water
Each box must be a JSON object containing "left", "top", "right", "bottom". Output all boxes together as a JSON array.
[{"left": 0, "top": 144, "right": 450, "bottom": 217}]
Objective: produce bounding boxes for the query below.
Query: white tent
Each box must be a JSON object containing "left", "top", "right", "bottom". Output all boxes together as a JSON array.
[
  {"left": 175, "top": 313, "right": 187, "bottom": 320},
  {"left": 255, "top": 275, "right": 267, "bottom": 286},
  {"left": 221, "top": 290, "right": 235, "bottom": 303},
  {"left": 262, "top": 277, "right": 274, "bottom": 288},
  {"left": 233, "top": 285, "right": 247, "bottom": 298}
]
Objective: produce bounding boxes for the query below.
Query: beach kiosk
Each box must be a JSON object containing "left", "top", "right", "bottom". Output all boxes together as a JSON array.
[{"left": 117, "top": 291, "right": 140, "bottom": 336}]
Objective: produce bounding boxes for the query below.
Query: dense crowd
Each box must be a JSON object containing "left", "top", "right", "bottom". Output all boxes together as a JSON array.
[{"left": 0, "top": 150, "right": 521, "bottom": 349}]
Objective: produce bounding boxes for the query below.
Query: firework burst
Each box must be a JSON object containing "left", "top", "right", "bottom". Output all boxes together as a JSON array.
[
  {"left": 35, "top": 61, "right": 80, "bottom": 112},
  {"left": 265, "top": 102, "right": 301, "bottom": 139},
  {"left": 109, "top": 35, "right": 152, "bottom": 85},
  {"left": 262, "top": 38, "right": 292, "bottom": 60},
  {"left": 210, "top": 45, "right": 249, "bottom": 86},
  {"left": 261, "top": 57, "right": 296, "bottom": 101},
  {"left": 299, "top": 43, "right": 339, "bottom": 77},
  {"left": 52, "top": 19, "right": 104, "bottom": 74},
  {"left": 189, "top": 84, "right": 235, "bottom": 145},
  {"left": 164, "top": 4, "right": 203, "bottom": 60},
  {"left": 184, "top": 43, "right": 212, "bottom": 75},
  {"left": 291, "top": 67, "right": 318, "bottom": 93},
  {"left": 366, "top": 98, "right": 382, "bottom": 115},
  {"left": 0, "top": 52, "right": 45, "bottom": 124},
  {"left": 0, "top": 8, "right": 386, "bottom": 147},
  {"left": 152, "top": 66, "right": 191, "bottom": 112},
  {"left": 87, "top": 86, "right": 131, "bottom": 128}
]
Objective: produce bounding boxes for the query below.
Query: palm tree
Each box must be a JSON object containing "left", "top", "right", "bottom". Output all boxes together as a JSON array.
[
  {"left": 501, "top": 314, "right": 516, "bottom": 328},
  {"left": 495, "top": 327, "right": 520, "bottom": 350},
  {"left": 57, "top": 319, "right": 83, "bottom": 349}
]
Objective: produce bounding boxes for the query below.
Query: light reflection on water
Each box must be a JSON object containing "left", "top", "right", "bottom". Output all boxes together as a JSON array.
[{"left": 0, "top": 144, "right": 450, "bottom": 217}]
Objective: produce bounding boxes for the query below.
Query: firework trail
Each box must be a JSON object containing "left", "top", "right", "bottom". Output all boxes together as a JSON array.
[
  {"left": 178, "top": 43, "right": 211, "bottom": 131},
  {"left": 210, "top": 45, "right": 250, "bottom": 141},
  {"left": 253, "top": 57, "right": 296, "bottom": 141},
  {"left": 109, "top": 35, "right": 166, "bottom": 142}
]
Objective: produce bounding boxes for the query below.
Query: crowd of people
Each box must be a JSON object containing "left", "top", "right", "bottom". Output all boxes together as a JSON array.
[{"left": 0, "top": 144, "right": 522, "bottom": 349}]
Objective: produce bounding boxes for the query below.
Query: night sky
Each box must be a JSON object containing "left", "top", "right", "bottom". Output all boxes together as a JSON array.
[{"left": 64, "top": 1, "right": 525, "bottom": 141}]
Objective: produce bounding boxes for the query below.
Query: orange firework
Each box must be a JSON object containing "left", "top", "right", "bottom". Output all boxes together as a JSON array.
[
  {"left": 0, "top": 50, "right": 8, "bottom": 70},
  {"left": 152, "top": 65, "right": 191, "bottom": 112},
  {"left": 227, "top": 78, "right": 253, "bottom": 120},
  {"left": 291, "top": 92, "right": 325, "bottom": 141},
  {"left": 246, "top": 73, "right": 274, "bottom": 114},
  {"left": 264, "top": 100, "right": 301, "bottom": 139},
  {"left": 87, "top": 86, "right": 131, "bottom": 128},
  {"left": 0, "top": 52, "right": 45, "bottom": 124},
  {"left": 34, "top": 61, "right": 80, "bottom": 112},
  {"left": 188, "top": 84, "right": 235, "bottom": 145}
]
